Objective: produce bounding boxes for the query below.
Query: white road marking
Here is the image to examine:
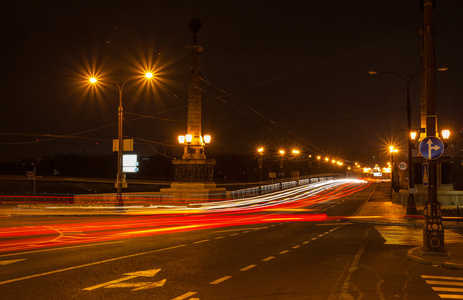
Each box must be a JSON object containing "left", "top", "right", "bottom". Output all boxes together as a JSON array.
[
  {"left": 303, "top": 241, "right": 309, "bottom": 244},
  {"left": 0, "top": 244, "right": 185, "bottom": 285},
  {"left": 210, "top": 276, "right": 232, "bottom": 284},
  {"left": 240, "top": 264, "right": 257, "bottom": 271},
  {"left": 426, "top": 281, "right": 463, "bottom": 287},
  {"left": 0, "top": 241, "right": 123, "bottom": 258},
  {"left": 262, "top": 256, "right": 274, "bottom": 261},
  {"left": 423, "top": 275, "right": 463, "bottom": 281},
  {"left": 193, "top": 240, "right": 209, "bottom": 244},
  {"left": 279, "top": 250, "right": 289, "bottom": 254},
  {"left": 172, "top": 292, "right": 197, "bottom": 300},
  {"left": 83, "top": 268, "right": 163, "bottom": 291},
  {"left": 438, "top": 295, "right": 463, "bottom": 299},
  {"left": 292, "top": 245, "right": 300, "bottom": 249},
  {"left": 433, "top": 287, "right": 463, "bottom": 292},
  {"left": 0, "top": 258, "right": 27, "bottom": 265},
  {"left": 214, "top": 236, "right": 224, "bottom": 239},
  {"left": 230, "top": 233, "right": 239, "bottom": 236},
  {"left": 213, "top": 227, "right": 266, "bottom": 233},
  {"left": 423, "top": 275, "right": 463, "bottom": 299}
]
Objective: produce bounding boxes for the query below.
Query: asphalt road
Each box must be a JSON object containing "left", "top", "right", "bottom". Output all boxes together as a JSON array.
[{"left": 1, "top": 181, "right": 463, "bottom": 300}]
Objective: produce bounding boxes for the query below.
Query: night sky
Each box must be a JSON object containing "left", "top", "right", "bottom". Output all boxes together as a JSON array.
[{"left": 2, "top": 0, "right": 462, "bottom": 164}]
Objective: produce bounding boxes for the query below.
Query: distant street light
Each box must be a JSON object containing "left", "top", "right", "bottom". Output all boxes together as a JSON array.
[
  {"left": 89, "top": 72, "right": 153, "bottom": 208},
  {"left": 389, "top": 146, "right": 399, "bottom": 194},
  {"left": 370, "top": 70, "right": 420, "bottom": 215},
  {"left": 258, "top": 148, "right": 264, "bottom": 193},
  {"left": 292, "top": 149, "right": 300, "bottom": 185}
]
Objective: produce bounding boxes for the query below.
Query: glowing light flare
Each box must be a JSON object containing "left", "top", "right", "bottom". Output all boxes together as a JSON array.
[
  {"left": 185, "top": 134, "right": 193, "bottom": 143},
  {"left": 178, "top": 135, "right": 185, "bottom": 144},
  {"left": 441, "top": 129, "right": 450, "bottom": 140}
]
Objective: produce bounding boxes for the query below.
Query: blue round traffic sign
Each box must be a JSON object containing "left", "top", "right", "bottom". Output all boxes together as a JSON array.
[{"left": 419, "top": 137, "right": 444, "bottom": 160}]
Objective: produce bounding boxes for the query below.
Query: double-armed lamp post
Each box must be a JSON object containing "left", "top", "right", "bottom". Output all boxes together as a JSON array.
[{"left": 89, "top": 72, "right": 153, "bottom": 208}]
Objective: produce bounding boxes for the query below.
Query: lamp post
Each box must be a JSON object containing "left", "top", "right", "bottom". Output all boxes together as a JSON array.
[
  {"left": 369, "top": 70, "right": 419, "bottom": 215},
  {"left": 278, "top": 150, "right": 285, "bottom": 177},
  {"left": 389, "top": 146, "right": 399, "bottom": 193},
  {"left": 89, "top": 72, "right": 153, "bottom": 208},
  {"left": 258, "top": 148, "right": 264, "bottom": 193},
  {"left": 292, "top": 149, "right": 300, "bottom": 185}
]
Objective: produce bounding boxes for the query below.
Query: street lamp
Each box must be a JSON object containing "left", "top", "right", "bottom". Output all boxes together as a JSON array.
[
  {"left": 89, "top": 72, "right": 153, "bottom": 208},
  {"left": 257, "top": 148, "right": 264, "bottom": 193},
  {"left": 292, "top": 149, "right": 300, "bottom": 185},
  {"left": 389, "top": 146, "right": 399, "bottom": 193},
  {"left": 370, "top": 70, "right": 420, "bottom": 215}
]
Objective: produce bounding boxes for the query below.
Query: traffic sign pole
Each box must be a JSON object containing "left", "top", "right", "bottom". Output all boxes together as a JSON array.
[{"left": 422, "top": 0, "right": 445, "bottom": 254}]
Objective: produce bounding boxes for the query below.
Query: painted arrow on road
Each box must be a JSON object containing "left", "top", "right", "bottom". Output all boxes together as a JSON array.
[{"left": 83, "top": 268, "right": 166, "bottom": 291}]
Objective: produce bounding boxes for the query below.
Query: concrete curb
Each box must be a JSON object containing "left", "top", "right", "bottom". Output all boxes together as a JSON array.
[{"left": 407, "top": 246, "right": 463, "bottom": 270}]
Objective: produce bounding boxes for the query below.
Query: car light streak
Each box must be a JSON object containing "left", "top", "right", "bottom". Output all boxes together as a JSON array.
[{"left": 0, "top": 179, "right": 370, "bottom": 254}]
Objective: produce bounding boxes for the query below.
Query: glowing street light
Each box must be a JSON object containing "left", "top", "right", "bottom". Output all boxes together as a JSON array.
[
  {"left": 257, "top": 148, "right": 264, "bottom": 193},
  {"left": 441, "top": 129, "right": 450, "bottom": 140},
  {"left": 389, "top": 146, "right": 399, "bottom": 193},
  {"left": 88, "top": 72, "right": 153, "bottom": 208}
]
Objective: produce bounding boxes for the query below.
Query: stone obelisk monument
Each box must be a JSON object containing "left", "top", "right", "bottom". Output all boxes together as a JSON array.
[{"left": 160, "top": 19, "right": 226, "bottom": 202}]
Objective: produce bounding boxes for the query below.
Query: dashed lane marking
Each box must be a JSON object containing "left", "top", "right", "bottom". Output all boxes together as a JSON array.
[
  {"left": 210, "top": 276, "right": 232, "bottom": 285},
  {"left": 214, "top": 236, "right": 224, "bottom": 239},
  {"left": 172, "top": 292, "right": 197, "bottom": 300},
  {"left": 240, "top": 264, "right": 257, "bottom": 271},
  {"left": 292, "top": 245, "right": 300, "bottom": 249},
  {"left": 279, "top": 250, "right": 289, "bottom": 254},
  {"left": 230, "top": 233, "right": 239, "bottom": 236},
  {"left": 262, "top": 256, "right": 274, "bottom": 261},
  {"left": 193, "top": 239, "right": 209, "bottom": 244}
]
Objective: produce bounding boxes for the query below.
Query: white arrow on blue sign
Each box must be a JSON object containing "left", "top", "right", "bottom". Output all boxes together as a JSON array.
[{"left": 419, "top": 137, "right": 444, "bottom": 160}]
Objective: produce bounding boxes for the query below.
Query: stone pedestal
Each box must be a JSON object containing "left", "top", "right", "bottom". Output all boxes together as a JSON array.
[{"left": 160, "top": 159, "right": 226, "bottom": 202}]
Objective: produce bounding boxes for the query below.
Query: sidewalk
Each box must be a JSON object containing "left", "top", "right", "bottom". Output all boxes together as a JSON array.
[{"left": 356, "top": 181, "right": 463, "bottom": 270}]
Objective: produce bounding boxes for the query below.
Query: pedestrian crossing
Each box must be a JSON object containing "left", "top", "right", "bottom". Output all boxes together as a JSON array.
[{"left": 422, "top": 275, "right": 463, "bottom": 299}]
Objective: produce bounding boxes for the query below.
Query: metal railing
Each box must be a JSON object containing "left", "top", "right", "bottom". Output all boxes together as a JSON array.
[{"left": 230, "top": 174, "right": 338, "bottom": 199}]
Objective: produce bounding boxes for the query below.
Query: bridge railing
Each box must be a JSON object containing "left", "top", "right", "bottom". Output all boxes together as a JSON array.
[{"left": 229, "top": 174, "right": 339, "bottom": 200}]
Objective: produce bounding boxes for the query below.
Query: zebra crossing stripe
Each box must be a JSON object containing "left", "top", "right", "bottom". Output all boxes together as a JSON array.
[{"left": 422, "top": 275, "right": 463, "bottom": 299}]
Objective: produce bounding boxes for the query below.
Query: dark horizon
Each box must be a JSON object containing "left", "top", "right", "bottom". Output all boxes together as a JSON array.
[{"left": 2, "top": 0, "right": 462, "bottom": 164}]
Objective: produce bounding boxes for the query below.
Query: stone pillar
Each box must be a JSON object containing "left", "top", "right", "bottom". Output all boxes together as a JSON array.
[{"left": 160, "top": 19, "right": 226, "bottom": 202}]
